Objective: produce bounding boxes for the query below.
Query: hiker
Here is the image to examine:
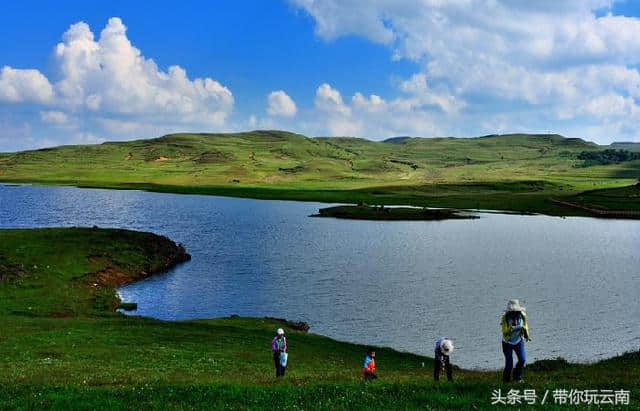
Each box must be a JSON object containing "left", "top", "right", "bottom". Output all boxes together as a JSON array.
[
  {"left": 361, "top": 348, "right": 377, "bottom": 380},
  {"left": 271, "top": 328, "right": 287, "bottom": 377},
  {"left": 434, "top": 337, "right": 454, "bottom": 381},
  {"left": 501, "top": 299, "right": 531, "bottom": 383}
]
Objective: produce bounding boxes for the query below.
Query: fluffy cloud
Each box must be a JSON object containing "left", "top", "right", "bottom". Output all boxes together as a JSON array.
[
  {"left": 398, "top": 74, "right": 465, "bottom": 114},
  {"left": 54, "top": 18, "right": 233, "bottom": 123},
  {"left": 311, "top": 83, "right": 358, "bottom": 135},
  {"left": 290, "top": 0, "right": 395, "bottom": 45},
  {"left": 304, "top": 82, "right": 448, "bottom": 138},
  {"left": 315, "top": 83, "right": 351, "bottom": 116},
  {"left": 267, "top": 90, "right": 297, "bottom": 117},
  {"left": 0, "top": 17, "right": 234, "bottom": 149},
  {"left": 291, "top": 0, "right": 640, "bottom": 143},
  {"left": 0, "top": 67, "right": 54, "bottom": 103}
]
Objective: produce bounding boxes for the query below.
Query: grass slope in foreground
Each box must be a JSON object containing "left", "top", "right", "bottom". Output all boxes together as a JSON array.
[
  {"left": 1, "top": 130, "right": 639, "bottom": 217},
  {"left": 1, "top": 228, "right": 638, "bottom": 410}
]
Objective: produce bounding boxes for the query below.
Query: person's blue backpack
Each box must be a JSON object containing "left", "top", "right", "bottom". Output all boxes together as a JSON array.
[{"left": 280, "top": 352, "right": 288, "bottom": 367}]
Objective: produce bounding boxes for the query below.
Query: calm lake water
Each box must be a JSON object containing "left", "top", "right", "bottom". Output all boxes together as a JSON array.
[{"left": 1, "top": 184, "right": 639, "bottom": 369}]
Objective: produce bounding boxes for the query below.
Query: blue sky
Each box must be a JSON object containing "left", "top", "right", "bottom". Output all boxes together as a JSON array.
[{"left": 1, "top": 1, "right": 640, "bottom": 150}]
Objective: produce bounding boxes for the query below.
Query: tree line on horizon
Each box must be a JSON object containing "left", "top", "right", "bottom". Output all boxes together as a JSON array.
[{"left": 578, "top": 149, "right": 640, "bottom": 166}]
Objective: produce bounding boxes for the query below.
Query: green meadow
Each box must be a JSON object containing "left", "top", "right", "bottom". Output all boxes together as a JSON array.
[
  {"left": 0, "top": 130, "right": 639, "bottom": 216},
  {"left": 0, "top": 228, "right": 638, "bottom": 409}
]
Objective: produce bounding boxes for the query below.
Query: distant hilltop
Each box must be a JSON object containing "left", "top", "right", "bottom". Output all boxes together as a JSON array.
[
  {"left": 382, "top": 136, "right": 412, "bottom": 144},
  {"left": 0, "top": 129, "right": 638, "bottom": 217},
  {"left": 611, "top": 142, "right": 640, "bottom": 152}
]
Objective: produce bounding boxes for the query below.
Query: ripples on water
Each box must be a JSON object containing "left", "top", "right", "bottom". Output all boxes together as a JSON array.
[{"left": 1, "top": 184, "right": 639, "bottom": 369}]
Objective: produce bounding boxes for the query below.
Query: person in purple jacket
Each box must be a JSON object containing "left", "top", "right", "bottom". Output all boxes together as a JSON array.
[{"left": 271, "top": 328, "right": 287, "bottom": 377}]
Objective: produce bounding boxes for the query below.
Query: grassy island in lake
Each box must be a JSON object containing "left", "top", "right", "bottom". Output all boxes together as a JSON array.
[
  {"left": 313, "top": 205, "right": 478, "bottom": 220},
  {"left": 0, "top": 228, "right": 638, "bottom": 409}
]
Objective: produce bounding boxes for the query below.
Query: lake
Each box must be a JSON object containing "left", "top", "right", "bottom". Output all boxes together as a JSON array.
[{"left": 1, "top": 184, "right": 639, "bottom": 369}]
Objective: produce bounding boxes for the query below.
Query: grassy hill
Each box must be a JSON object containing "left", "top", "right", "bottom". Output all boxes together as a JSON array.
[
  {"left": 1, "top": 228, "right": 638, "bottom": 409},
  {"left": 0, "top": 130, "right": 639, "bottom": 216}
]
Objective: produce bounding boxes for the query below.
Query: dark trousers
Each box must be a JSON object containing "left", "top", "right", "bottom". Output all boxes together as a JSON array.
[
  {"left": 273, "top": 352, "right": 286, "bottom": 377},
  {"left": 502, "top": 340, "right": 526, "bottom": 382},
  {"left": 434, "top": 353, "right": 453, "bottom": 381}
]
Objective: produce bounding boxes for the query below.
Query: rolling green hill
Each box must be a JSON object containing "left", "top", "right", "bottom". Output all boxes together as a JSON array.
[{"left": 1, "top": 130, "right": 639, "bottom": 216}]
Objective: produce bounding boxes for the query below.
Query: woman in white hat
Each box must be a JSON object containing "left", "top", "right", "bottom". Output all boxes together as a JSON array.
[
  {"left": 500, "top": 299, "right": 530, "bottom": 383},
  {"left": 434, "top": 337, "right": 454, "bottom": 381},
  {"left": 271, "top": 328, "right": 287, "bottom": 377}
]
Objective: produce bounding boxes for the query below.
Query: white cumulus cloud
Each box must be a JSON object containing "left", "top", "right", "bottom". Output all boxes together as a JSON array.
[
  {"left": 0, "top": 17, "right": 234, "bottom": 149},
  {"left": 290, "top": 0, "right": 640, "bottom": 143},
  {"left": 267, "top": 90, "right": 297, "bottom": 117},
  {"left": 0, "top": 66, "right": 54, "bottom": 103},
  {"left": 315, "top": 83, "right": 351, "bottom": 116},
  {"left": 306, "top": 82, "right": 448, "bottom": 138},
  {"left": 51, "top": 18, "right": 234, "bottom": 124}
]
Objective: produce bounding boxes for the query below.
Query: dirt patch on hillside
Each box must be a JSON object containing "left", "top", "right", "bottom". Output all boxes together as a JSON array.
[
  {"left": 124, "top": 153, "right": 133, "bottom": 160},
  {"left": 445, "top": 158, "right": 481, "bottom": 168},
  {"left": 264, "top": 175, "right": 286, "bottom": 183},
  {"left": 154, "top": 156, "right": 170, "bottom": 162},
  {"left": 87, "top": 242, "right": 190, "bottom": 288},
  {"left": 89, "top": 264, "right": 142, "bottom": 287},
  {"left": 48, "top": 309, "right": 76, "bottom": 318},
  {"left": 278, "top": 165, "right": 305, "bottom": 173},
  {"left": 0, "top": 260, "right": 24, "bottom": 282},
  {"left": 388, "top": 159, "right": 419, "bottom": 170},
  {"left": 0, "top": 252, "right": 25, "bottom": 282},
  {"left": 194, "top": 151, "right": 235, "bottom": 164}
]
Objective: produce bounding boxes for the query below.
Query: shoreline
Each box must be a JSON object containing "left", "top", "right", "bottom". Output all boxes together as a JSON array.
[
  {"left": 114, "top": 255, "right": 629, "bottom": 371},
  {"left": 3, "top": 180, "right": 639, "bottom": 220},
  {"left": 118, "top": 310, "right": 638, "bottom": 372},
  {"left": 96, "top": 236, "right": 191, "bottom": 290}
]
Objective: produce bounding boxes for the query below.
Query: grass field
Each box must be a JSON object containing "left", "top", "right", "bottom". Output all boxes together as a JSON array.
[
  {"left": 1, "top": 228, "right": 638, "bottom": 409},
  {"left": 0, "top": 130, "right": 638, "bottom": 217}
]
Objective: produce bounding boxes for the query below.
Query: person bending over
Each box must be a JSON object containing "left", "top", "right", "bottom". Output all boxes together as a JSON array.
[{"left": 434, "top": 337, "right": 454, "bottom": 381}]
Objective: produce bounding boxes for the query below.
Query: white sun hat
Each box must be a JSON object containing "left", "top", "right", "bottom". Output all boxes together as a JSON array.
[
  {"left": 506, "top": 299, "right": 525, "bottom": 312},
  {"left": 441, "top": 339, "right": 454, "bottom": 355},
  {"left": 277, "top": 328, "right": 285, "bottom": 335}
]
